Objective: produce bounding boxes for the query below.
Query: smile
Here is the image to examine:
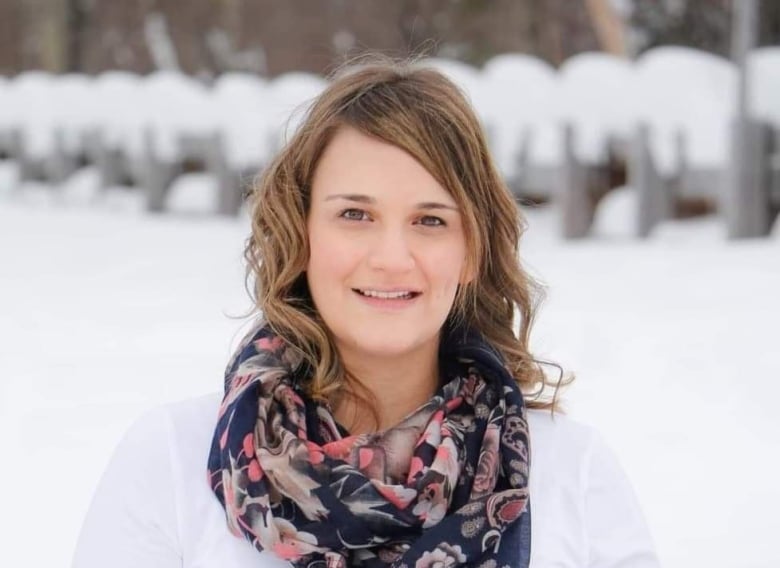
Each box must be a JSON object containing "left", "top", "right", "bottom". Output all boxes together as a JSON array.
[{"left": 354, "top": 289, "right": 421, "bottom": 299}]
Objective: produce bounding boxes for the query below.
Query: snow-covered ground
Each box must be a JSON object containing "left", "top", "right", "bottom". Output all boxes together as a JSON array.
[{"left": 1, "top": 172, "right": 778, "bottom": 568}]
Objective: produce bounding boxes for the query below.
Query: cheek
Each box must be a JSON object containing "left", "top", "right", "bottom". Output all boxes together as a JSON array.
[
  {"left": 431, "top": 276, "right": 461, "bottom": 305},
  {"left": 425, "top": 245, "right": 468, "bottom": 300},
  {"left": 306, "top": 225, "right": 358, "bottom": 291}
]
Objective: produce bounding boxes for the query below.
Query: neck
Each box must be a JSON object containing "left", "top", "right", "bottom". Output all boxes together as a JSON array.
[{"left": 333, "top": 339, "right": 440, "bottom": 435}]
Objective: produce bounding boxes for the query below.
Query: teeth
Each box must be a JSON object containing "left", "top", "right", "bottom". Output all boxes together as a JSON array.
[{"left": 358, "top": 289, "right": 414, "bottom": 299}]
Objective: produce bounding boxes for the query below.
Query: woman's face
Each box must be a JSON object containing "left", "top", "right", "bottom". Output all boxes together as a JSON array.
[{"left": 306, "top": 126, "right": 470, "bottom": 361}]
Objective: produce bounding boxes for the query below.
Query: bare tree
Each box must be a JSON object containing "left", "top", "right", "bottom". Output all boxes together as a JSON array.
[
  {"left": 0, "top": 0, "right": 645, "bottom": 76},
  {"left": 585, "top": 0, "right": 628, "bottom": 56}
]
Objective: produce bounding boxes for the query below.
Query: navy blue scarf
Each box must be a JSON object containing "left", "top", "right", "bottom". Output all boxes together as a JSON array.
[{"left": 208, "top": 323, "right": 531, "bottom": 567}]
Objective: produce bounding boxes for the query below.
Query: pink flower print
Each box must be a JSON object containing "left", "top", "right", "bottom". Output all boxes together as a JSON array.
[
  {"left": 412, "top": 481, "right": 447, "bottom": 528},
  {"left": 272, "top": 541, "right": 301, "bottom": 561},
  {"left": 254, "top": 335, "right": 285, "bottom": 353},
  {"left": 248, "top": 459, "right": 263, "bottom": 482},
  {"left": 371, "top": 480, "right": 418, "bottom": 509},
  {"left": 278, "top": 387, "right": 302, "bottom": 412},
  {"left": 414, "top": 543, "right": 466, "bottom": 567},
  {"left": 420, "top": 419, "right": 442, "bottom": 448},
  {"left": 306, "top": 441, "right": 325, "bottom": 465},
  {"left": 225, "top": 479, "right": 235, "bottom": 507},
  {"left": 408, "top": 456, "right": 426, "bottom": 481},
  {"left": 413, "top": 499, "right": 447, "bottom": 528},
  {"left": 270, "top": 518, "right": 323, "bottom": 560},
  {"left": 435, "top": 443, "right": 451, "bottom": 462},
  {"left": 322, "top": 435, "right": 358, "bottom": 461},
  {"left": 290, "top": 390, "right": 305, "bottom": 407},
  {"left": 222, "top": 470, "right": 244, "bottom": 537},
  {"left": 443, "top": 395, "right": 462, "bottom": 412},
  {"left": 229, "top": 373, "right": 253, "bottom": 394},
  {"left": 220, "top": 429, "right": 229, "bottom": 450},
  {"left": 217, "top": 402, "right": 229, "bottom": 419},
  {"left": 358, "top": 447, "right": 374, "bottom": 469},
  {"left": 472, "top": 424, "right": 500, "bottom": 497},
  {"left": 430, "top": 438, "right": 460, "bottom": 486},
  {"left": 243, "top": 433, "right": 255, "bottom": 458},
  {"left": 486, "top": 489, "right": 528, "bottom": 528},
  {"left": 324, "top": 551, "right": 348, "bottom": 568},
  {"left": 257, "top": 446, "right": 329, "bottom": 519}
]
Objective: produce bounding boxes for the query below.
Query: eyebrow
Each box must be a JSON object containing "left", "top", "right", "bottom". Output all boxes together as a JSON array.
[{"left": 323, "top": 193, "right": 459, "bottom": 211}]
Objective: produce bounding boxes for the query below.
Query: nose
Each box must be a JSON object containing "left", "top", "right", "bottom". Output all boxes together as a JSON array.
[{"left": 366, "top": 226, "right": 416, "bottom": 273}]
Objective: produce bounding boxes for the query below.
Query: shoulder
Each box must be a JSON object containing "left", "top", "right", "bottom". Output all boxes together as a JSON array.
[
  {"left": 147, "top": 391, "right": 223, "bottom": 510},
  {"left": 525, "top": 408, "right": 598, "bottom": 532},
  {"left": 72, "top": 404, "right": 184, "bottom": 567},
  {"left": 527, "top": 408, "right": 598, "bottom": 462},
  {"left": 526, "top": 408, "right": 602, "bottom": 497},
  {"left": 109, "top": 392, "right": 223, "bottom": 481},
  {"left": 161, "top": 391, "right": 224, "bottom": 448},
  {"left": 117, "top": 392, "right": 226, "bottom": 475},
  {"left": 525, "top": 409, "right": 660, "bottom": 568},
  {"left": 157, "top": 393, "right": 292, "bottom": 566},
  {"left": 97, "top": 393, "right": 222, "bottom": 458},
  {"left": 73, "top": 396, "right": 221, "bottom": 539},
  {"left": 75, "top": 392, "right": 289, "bottom": 568}
]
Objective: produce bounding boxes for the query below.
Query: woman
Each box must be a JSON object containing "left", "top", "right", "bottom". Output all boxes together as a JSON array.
[{"left": 73, "top": 60, "right": 660, "bottom": 567}]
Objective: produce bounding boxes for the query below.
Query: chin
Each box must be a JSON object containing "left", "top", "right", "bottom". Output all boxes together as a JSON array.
[{"left": 343, "top": 329, "right": 437, "bottom": 359}]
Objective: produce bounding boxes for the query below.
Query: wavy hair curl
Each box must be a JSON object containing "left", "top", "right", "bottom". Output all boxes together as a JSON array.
[{"left": 244, "top": 57, "right": 569, "bottom": 420}]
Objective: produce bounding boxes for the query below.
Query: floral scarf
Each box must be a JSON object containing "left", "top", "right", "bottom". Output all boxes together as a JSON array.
[{"left": 207, "top": 323, "right": 531, "bottom": 567}]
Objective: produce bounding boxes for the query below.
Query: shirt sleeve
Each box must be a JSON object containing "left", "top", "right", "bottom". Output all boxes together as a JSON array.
[
  {"left": 71, "top": 407, "right": 182, "bottom": 568},
  {"left": 584, "top": 432, "right": 661, "bottom": 568}
]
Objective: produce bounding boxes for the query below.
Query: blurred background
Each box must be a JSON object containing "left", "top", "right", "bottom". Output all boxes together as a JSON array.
[{"left": 0, "top": 1, "right": 778, "bottom": 567}]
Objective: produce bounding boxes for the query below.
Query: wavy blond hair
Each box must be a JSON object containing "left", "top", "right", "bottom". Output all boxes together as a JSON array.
[{"left": 244, "top": 57, "right": 568, "bottom": 419}]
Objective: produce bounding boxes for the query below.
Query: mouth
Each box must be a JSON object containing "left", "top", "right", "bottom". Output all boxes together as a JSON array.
[{"left": 352, "top": 288, "right": 422, "bottom": 302}]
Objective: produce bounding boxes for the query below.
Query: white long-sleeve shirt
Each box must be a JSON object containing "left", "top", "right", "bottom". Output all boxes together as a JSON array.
[{"left": 72, "top": 393, "right": 660, "bottom": 568}]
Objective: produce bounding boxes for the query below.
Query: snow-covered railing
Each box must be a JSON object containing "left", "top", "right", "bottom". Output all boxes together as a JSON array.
[{"left": 0, "top": 46, "right": 778, "bottom": 235}]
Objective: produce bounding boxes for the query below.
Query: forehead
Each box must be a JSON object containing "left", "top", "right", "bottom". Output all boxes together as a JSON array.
[{"left": 311, "top": 126, "right": 457, "bottom": 206}]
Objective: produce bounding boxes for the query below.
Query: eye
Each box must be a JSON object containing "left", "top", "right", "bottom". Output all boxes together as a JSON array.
[
  {"left": 339, "top": 208, "right": 370, "bottom": 221},
  {"left": 417, "top": 215, "right": 446, "bottom": 227}
]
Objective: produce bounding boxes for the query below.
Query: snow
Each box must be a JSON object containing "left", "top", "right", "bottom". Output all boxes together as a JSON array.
[
  {"left": 53, "top": 74, "right": 96, "bottom": 154},
  {"left": 1, "top": 46, "right": 780, "bottom": 566},
  {"left": 425, "top": 47, "right": 775, "bottom": 182},
  {"left": 59, "top": 165, "right": 102, "bottom": 205},
  {"left": 419, "top": 56, "right": 484, "bottom": 102},
  {"left": 591, "top": 184, "right": 640, "bottom": 237},
  {"left": 749, "top": 47, "right": 780, "bottom": 126},
  {"left": 557, "top": 53, "right": 636, "bottom": 163},
  {"left": 0, "top": 160, "right": 19, "bottom": 198},
  {"left": 1, "top": 178, "right": 779, "bottom": 568},
  {"left": 89, "top": 71, "right": 144, "bottom": 150},
  {"left": 134, "top": 71, "right": 219, "bottom": 161},
  {"left": 481, "top": 54, "right": 560, "bottom": 173},
  {"left": 2, "top": 71, "right": 57, "bottom": 159},
  {"left": 633, "top": 47, "right": 737, "bottom": 174},
  {"left": 265, "top": 72, "right": 328, "bottom": 151},
  {"left": 0, "top": 72, "right": 94, "bottom": 156},
  {"left": 3, "top": 46, "right": 778, "bottom": 192},
  {"left": 213, "top": 73, "right": 272, "bottom": 169},
  {"left": 165, "top": 172, "right": 220, "bottom": 214}
]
